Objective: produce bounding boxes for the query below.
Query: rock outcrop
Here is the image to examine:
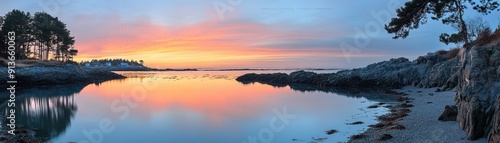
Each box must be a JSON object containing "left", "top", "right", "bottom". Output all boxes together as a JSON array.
[
  {"left": 455, "top": 44, "right": 500, "bottom": 141},
  {"left": 0, "top": 63, "right": 126, "bottom": 88},
  {"left": 237, "top": 55, "right": 459, "bottom": 89}
]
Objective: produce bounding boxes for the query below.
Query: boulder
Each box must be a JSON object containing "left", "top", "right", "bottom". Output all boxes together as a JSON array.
[{"left": 438, "top": 105, "right": 458, "bottom": 121}]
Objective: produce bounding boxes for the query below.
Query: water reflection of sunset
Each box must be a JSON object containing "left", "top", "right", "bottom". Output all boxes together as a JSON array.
[
  {"left": 79, "top": 71, "right": 362, "bottom": 126},
  {"left": 79, "top": 72, "right": 292, "bottom": 125},
  {"left": 6, "top": 71, "right": 386, "bottom": 143}
]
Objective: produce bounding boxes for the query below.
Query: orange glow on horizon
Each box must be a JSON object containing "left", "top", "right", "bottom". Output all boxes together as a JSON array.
[{"left": 72, "top": 17, "right": 385, "bottom": 68}]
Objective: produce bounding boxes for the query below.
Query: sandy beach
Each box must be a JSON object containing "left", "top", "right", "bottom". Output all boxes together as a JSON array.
[{"left": 349, "top": 86, "right": 487, "bottom": 143}]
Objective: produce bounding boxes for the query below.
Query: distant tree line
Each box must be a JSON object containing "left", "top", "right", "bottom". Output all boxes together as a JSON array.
[
  {"left": 79, "top": 59, "right": 144, "bottom": 66},
  {"left": 0, "top": 9, "right": 77, "bottom": 61}
]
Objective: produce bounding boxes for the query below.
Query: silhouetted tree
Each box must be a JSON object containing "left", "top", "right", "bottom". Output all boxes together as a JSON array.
[
  {"left": 1, "top": 10, "right": 32, "bottom": 60},
  {"left": 67, "top": 49, "right": 78, "bottom": 61},
  {"left": 466, "top": 16, "right": 489, "bottom": 43},
  {"left": 440, "top": 15, "right": 491, "bottom": 45},
  {"left": 33, "top": 12, "right": 56, "bottom": 60},
  {"left": 0, "top": 10, "right": 77, "bottom": 61},
  {"left": 385, "top": 0, "right": 499, "bottom": 45},
  {"left": 51, "top": 16, "right": 75, "bottom": 62}
]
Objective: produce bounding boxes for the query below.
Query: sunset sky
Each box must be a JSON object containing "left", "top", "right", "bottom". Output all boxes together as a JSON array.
[{"left": 2, "top": 0, "right": 499, "bottom": 68}]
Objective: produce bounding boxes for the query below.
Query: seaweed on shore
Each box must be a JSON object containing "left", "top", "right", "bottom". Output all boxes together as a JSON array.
[
  {"left": 346, "top": 121, "right": 364, "bottom": 125},
  {"left": 325, "top": 129, "right": 338, "bottom": 135},
  {"left": 349, "top": 134, "right": 366, "bottom": 140},
  {"left": 376, "top": 134, "right": 393, "bottom": 141}
]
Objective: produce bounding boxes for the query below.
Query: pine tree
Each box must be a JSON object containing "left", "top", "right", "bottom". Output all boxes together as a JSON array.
[
  {"left": 385, "top": 0, "right": 499, "bottom": 45},
  {"left": 1, "top": 10, "right": 32, "bottom": 60}
]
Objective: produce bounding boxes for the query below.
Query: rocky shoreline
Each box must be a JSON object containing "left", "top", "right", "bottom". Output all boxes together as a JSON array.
[
  {"left": 236, "top": 44, "right": 500, "bottom": 142},
  {"left": 0, "top": 62, "right": 126, "bottom": 88},
  {"left": 237, "top": 53, "right": 459, "bottom": 90}
]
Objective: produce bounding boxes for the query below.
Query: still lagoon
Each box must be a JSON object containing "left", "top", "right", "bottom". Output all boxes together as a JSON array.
[{"left": 1, "top": 70, "right": 392, "bottom": 143}]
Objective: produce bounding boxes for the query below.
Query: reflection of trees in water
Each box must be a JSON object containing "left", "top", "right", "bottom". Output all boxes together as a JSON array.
[
  {"left": 16, "top": 95, "right": 77, "bottom": 138},
  {"left": 1, "top": 85, "right": 85, "bottom": 138}
]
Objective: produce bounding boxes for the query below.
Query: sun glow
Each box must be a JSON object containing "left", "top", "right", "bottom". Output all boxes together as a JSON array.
[{"left": 71, "top": 17, "right": 384, "bottom": 68}]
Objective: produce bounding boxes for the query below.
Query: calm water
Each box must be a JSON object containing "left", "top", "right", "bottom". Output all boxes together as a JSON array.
[{"left": 1, "top": 70, "right": 392, "bottom": 143}]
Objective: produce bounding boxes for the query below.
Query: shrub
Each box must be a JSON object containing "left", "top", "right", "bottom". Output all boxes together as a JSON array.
[
  {"left": 487, "top": 28, "right": 500, "bottom": 46},
  {"left": 475, "top": 28, "right": 492, "bottom": 46},
  {"left": 435, "top": 48, "right": 460, "bottom": 59},
  {"left": 436, "top": 50, "right": 448, "bottom": 56},
  {"left": 447, "top": 48, "right": 460, "bottom": 58}
]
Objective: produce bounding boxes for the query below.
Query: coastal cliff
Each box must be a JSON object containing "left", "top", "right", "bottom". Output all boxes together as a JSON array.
[{"left": 455, "top": 45, "right": 500, "bottom": 141}]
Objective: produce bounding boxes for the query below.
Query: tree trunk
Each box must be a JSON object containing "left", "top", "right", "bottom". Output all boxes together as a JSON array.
[
  {"left": 456, "top": 0, "right": 469, "bottom": 44},
  {"left": 45, "top": 42, "right": 49, "bottom": 60},
  {"left": 39, "top": 41, "right": 43, "bottom": 60},
  {"left": 32, "top": 42, "right": 36, "bottom": 59}
]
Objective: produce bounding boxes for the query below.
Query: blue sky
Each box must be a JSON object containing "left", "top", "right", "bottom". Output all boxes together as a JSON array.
[{"left": 1, "top": 0, "right": 499, "bottom": 68}]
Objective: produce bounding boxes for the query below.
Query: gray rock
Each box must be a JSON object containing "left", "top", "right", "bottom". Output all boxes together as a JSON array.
[
  {"left": 438, "top": 105, "right": 458, "bottom": 121},
  {"left": 236, "top": 73, "right": 290, "bottom": 87},
  {"left": 417, "top": 57, "right": 459, "bottom": 89},
  {"left": 237, "top": 55, "right": 459, "bottom": 89},
  {"left": 489, "top": 49, "right": 500, "bottom": 66},
  {"left": 455, "top": 45, "right": 500, "bottom": 141}
]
